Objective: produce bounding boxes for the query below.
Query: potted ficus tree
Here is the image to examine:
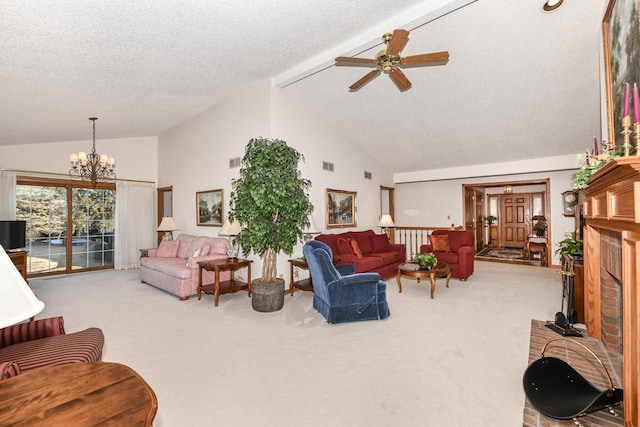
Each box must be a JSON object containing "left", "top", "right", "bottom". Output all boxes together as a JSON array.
[{"left": 229, "top": 137, "right": 313, "bottom": 312}]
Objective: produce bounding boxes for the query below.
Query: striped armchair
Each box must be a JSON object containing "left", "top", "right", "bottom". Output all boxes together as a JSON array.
[{"left": 0, "top": 317, "right": 104, "bottom": 380}]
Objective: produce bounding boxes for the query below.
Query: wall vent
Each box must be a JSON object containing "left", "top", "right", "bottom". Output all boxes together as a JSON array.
[
  {"left": 229, "top": 157, "right": 241, "bottom": 168},
  {"left": 364, "top": 171, "right": 372, "bottom": 180},
  {"left": 322, "top": 161, "right": 334, "bottom": 172}
]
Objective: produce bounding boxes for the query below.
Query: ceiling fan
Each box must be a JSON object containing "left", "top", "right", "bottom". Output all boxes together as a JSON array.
[{"left": 335, "top": 29, "right": 449, "bottom": 92}]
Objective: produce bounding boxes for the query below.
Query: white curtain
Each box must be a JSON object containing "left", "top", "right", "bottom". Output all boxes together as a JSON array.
[
  {"left": 0, "top": 171, "right": 17, "bottom": 220},
  {"left": 115, "top": 181, "right": 156, "bottom": 269}
]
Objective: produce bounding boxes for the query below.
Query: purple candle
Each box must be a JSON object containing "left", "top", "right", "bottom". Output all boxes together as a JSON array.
[
  {"left": 634, "top": 83, "right": 640, "bottom": 123},
  {"left": 593, "top": 135, "right": 599, "bottom": 155},
  {"left": 623, "top": 83, "right": 631, "bottom": 118}
]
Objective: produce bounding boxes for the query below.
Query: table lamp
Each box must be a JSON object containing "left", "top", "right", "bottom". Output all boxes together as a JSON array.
[
  {"left": 378, "top": 214, "right": 395, "bottom": 240},
  {"left": 157, "top": 217, "right": 179, "bottom": 241},
  {"left": 0, "top": 244, "right": 45, "bottom": 328},
  {"left": 302, "top": 215, "right": 321, "bottom": 243},
  {"left": 219, "top": 219, "right": 242, "bottom": 260}
]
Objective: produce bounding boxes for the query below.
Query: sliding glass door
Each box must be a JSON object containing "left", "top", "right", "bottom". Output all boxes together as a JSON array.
[{"left": 16, "top": 177, "right": 115, "bottom": 276}]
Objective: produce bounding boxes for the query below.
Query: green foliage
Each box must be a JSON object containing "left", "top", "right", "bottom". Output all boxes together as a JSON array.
[
  {"left": 555, "top": 231, "right": 583, "bottom": 256},
  {"left": 229, "top": 138, "right": 313, "bottom": 283},
  {"left": 485, "top": 215, "right": 497, "bottom": 225},
  {"left": 413, "top": 252, "right": 437, "bottom": 266}
]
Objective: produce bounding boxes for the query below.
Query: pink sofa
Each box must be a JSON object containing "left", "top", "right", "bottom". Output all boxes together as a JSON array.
[
  {"left": 419, "top": 229, "right": 475, "bottom": 281},
  {"left": 315, "top": 230, "right": 405, "bottom": 280},
  {"left": 140, "top": 234, "right": 230, "bottom": 300}
]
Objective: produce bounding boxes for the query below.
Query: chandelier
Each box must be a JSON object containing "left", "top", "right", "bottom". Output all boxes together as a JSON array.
[{"left": 69, "top": 117, "right": 116, "bottom": 187}]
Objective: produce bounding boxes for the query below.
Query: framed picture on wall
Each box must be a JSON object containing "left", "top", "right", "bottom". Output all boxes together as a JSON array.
[
  {"left": 325, "top": 188, "right": 357, "bottom": 228},
  {"left": 603, "top": 0, "right": 640, "bottom": 146},
  {"left": 196, "top": 189, "right": 223, "bottom": 226}
]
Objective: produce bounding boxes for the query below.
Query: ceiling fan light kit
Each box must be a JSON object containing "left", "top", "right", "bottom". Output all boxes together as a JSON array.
[
  {"left": 543, "top": 0, "right": 563, "bottom": 12},
  {"left": 335, "top": 29, "right": 449, "bottom": 92}
]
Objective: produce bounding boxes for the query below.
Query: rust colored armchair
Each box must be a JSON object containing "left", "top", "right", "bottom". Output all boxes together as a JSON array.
[
  {"left": 420, "top": 229, "right": 475, "bottom": 281},
  {"left": 0, "top": 316, "right": 104, "bottom": 380}
]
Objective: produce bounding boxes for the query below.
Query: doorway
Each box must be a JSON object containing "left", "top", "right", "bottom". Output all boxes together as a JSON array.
[
  {"left": 462, "top": 179, "right": 551, "bottom": 266},
  {"left": 157, "top": 186, "right": 173, "bottom": 246}
]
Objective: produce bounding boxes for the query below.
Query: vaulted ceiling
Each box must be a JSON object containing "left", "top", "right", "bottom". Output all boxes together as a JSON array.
[{"left": 0, "top": 0, "right": 607, "bottom": 173}]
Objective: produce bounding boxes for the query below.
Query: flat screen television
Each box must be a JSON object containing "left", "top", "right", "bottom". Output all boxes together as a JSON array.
[{"left": 0, "top": 220, "right": 26, "bottom": 251}]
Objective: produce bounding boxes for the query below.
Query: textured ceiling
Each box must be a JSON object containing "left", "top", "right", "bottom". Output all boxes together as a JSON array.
[{"left": 0, "top": 0, "right": 607, "bottom": 173}]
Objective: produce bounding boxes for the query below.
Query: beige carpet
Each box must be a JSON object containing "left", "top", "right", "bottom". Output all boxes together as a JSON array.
[{"left": 30, "top": 262, "right": 560, "bottom": 426}]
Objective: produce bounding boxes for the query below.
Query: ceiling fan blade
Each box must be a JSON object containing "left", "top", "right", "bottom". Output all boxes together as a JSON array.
[
  {"left": 335, "top": 56, "right": 377, "bottom": 66},
  {"left": 389, "top": 68, "right": 411, "bottom": 91},
  {"left": 401, "top": 51, "right": 450, "bottom": 66},
  {"left": 349, "top": 69, "right": 381, "bottom": 91},
  {"left": 386, "top": 29, "right": 410, "bottom": 56}
]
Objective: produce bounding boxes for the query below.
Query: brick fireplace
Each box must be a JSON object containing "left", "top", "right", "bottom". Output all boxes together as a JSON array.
[{"left": 582, "top": 158, "right": 640, "bottom": 427}]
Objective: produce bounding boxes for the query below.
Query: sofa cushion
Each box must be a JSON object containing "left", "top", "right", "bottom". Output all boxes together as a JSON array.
[
  {"left": 336, "top": 237, "right": 352, "bottom": 255},
  {"left": 186, "top": 248, "right": 202, "bottom": 267},
  {"left": 141, "top": 257, "right": 193, "bottom": 279},
  {"left": 157, "top": 240, "right": 180, "bottom": 258},
  {"left": 0, "top": 328, "right": 104, "bottom": 378},
  {"left": 176, "top": 234, "right": 196, "bottom": 259},
  {"left": 370, "top": 251, "right": 403, "bottom": 264},
  {"left": 348, "top": 239, "right": 363, "bottom": 259},
  {"left": 353, "top": 256, "right": 384, "bottom": 272},
  {"left": 431, "top": 234, "right": 451, "bottom": 252},
  {"left": 204, "top": 238, "right": 228, "bottom": 255},
  {"left": 346, "top": 231, "right": 373, "bottom": 254},
  {"left": 200, "top": 244, "right": 211, "bottom": 256},
  {"left": 434, "top": 251, "right": 459, "bottom": 265},
  {"left": 372, "top": 233, "right": 391, "bottom": 252}
]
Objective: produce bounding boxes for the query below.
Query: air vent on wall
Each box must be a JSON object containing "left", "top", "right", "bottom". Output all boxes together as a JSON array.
[
  {"left": 364, "top": 171, "right": 372, "bottom": 180},
  {"left": 322, "top": 161, "right": 334, "bottom": 172},
  {"left": 229, "top": 157, "right": 241, "bottom": 168}
]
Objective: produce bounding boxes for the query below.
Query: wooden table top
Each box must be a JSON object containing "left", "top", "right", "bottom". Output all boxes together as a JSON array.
[{"left": 0, "top": 361, "right": 158, "bottom": 426}]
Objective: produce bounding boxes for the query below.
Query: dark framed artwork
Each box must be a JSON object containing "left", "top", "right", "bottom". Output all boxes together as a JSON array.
[
  {"left": 603, "top": 0, "right": 640, "bottom": 145},
  {"left": 325, "top": 188, "right": 357, "bottom": 228},
  {"left": 196, "top": 189, "right": 223, "bottom": 226}
]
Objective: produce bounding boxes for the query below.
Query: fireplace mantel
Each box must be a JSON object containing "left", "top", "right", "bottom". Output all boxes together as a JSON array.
[{"left": 582, "top": 157, "right": 640, "bottom": 427}]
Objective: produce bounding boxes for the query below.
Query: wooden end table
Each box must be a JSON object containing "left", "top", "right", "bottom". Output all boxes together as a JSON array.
[
  {"left": 288, "top": 258, "right": 314, "bottom": 295},
  {"left": 198, "top": 258, "right": 252, "bottom": 306},
  {"left": 0, "top": 361, "right": 157, "bottom": 426},
  {"left": 396, "top": 261, "right": 452, "bottom": 299}
]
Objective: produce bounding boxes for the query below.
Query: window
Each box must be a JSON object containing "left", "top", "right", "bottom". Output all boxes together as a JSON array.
[{"left": 16, "top": 177, "right": 115, "bottom": 276}]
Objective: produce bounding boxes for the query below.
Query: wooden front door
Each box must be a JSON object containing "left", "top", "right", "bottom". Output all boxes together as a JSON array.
[{"left": 500, "top": 194, "right": 529, "bottom": 248}]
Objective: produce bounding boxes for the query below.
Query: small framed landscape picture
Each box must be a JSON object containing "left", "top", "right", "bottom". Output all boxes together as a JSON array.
[
  {"left": 325, "top": 188, "right": 357, "bottom": 228},
  {"left": 196, "top": 189, "right": 223, "bottom": 226}
]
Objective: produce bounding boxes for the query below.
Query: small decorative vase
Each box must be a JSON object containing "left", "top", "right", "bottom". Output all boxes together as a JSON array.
[{"left": 418, "top": 262, "right": 431, "bottom": 271}]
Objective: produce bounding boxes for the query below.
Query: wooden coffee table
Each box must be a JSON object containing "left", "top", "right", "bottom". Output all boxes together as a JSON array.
[
  {"left": 396, "top": 261, "right": 452, "bottom": 299},
  {"left": 0, "top": 361, "right": 157, "bottom": 426}
]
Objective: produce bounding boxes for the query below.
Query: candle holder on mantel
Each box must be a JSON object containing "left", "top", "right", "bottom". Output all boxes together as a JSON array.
[
  {"left": 634, "top": 121, "right": 640, "bottom": 156},
  {"left": 621, "top": 115, "right": 632, "bottom": 156}
]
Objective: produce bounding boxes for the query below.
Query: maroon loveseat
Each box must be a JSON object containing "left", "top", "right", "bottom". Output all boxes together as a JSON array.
[
  {"left": 419, "top": 229, "right": 475, "bottom": 281},
  {"left": 315, "top": 230, "right": 406, "bottom": 280}
]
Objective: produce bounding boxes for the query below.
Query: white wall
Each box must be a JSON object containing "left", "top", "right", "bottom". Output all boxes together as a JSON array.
[
  {"left": 0, "top": 136, "right": 158, "bottom": 183},
  {"left": 158, "top": 79, "right": 272, "bottom": 238},
  {"left": 157, "top": 80, "right": 395, "bottom": 280},
  {"left": 395, "top": 166, "right": 577, "bottom": 266}
]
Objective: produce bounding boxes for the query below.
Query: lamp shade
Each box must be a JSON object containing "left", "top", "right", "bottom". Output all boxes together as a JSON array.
[
  {"left": 0, "top": 244, "right": 45, "bottom": 328},
  {"left": 378, "top": 214, "right": 395, "bottom": 228},
  {"left": 219, "top": 219, "right": 242, "bottom": 236},
  {"left": 302, "top": 215, "right": 320, "bottom": 235},
  {"left": 157, "top": 217, "right": 179, "bottom": 232}
]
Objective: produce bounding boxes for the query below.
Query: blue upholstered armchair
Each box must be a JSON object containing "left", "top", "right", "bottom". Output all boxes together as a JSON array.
[{"left": 303, "top": 240, "right": 390, "bottom": 324}]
